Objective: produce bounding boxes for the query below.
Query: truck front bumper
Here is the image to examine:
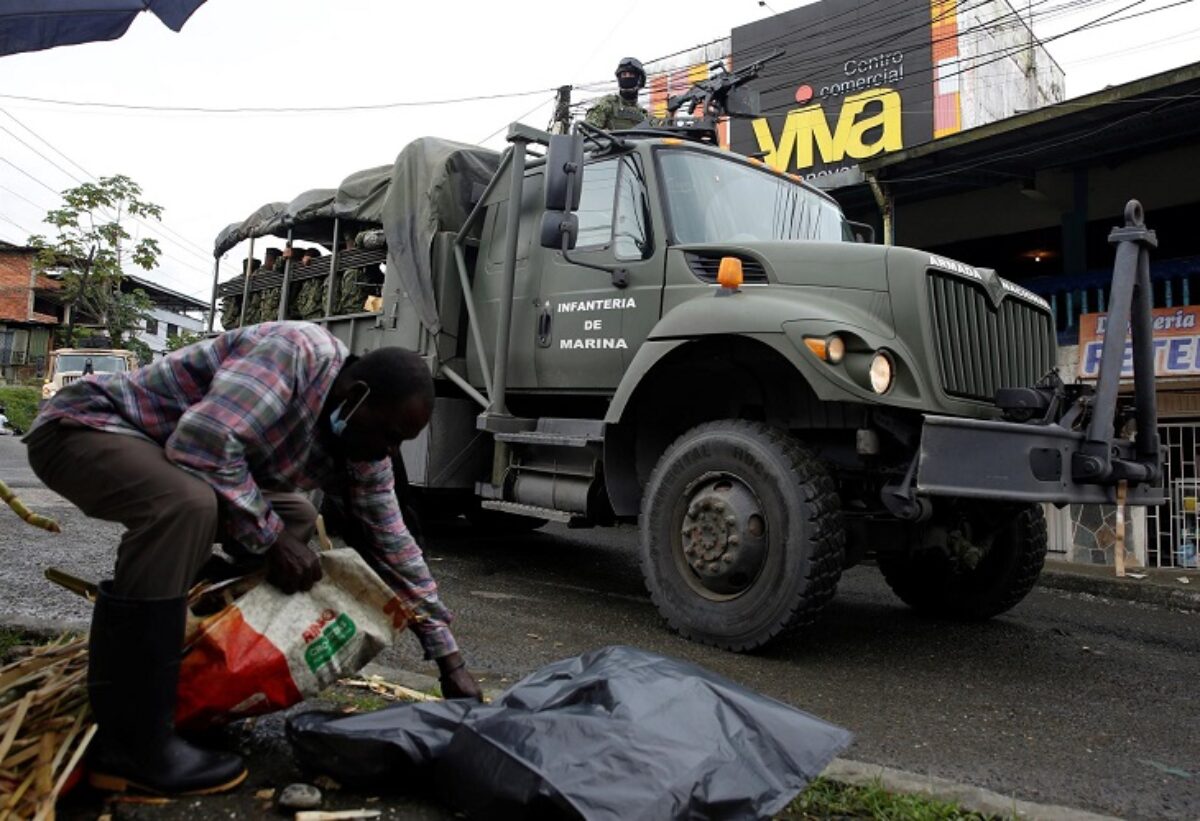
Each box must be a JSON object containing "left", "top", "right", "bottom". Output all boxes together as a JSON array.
[{"left": 916, "top": 414, "right": 1166, "bottom": 507}]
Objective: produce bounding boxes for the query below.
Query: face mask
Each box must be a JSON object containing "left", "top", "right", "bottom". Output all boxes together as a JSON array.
[
  {"left": 329, "top": 386, "right": 370, "bottom": 437},
  {"left": 617, "top": 75, "right": 640, "bottom": 91}
]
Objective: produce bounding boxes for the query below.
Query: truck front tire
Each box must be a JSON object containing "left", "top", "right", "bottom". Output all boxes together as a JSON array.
[
  {"left": 639, "top": 421, "right": 844, "bottom": 652},
  {"left": 877, "top": 503, "right": 1047, "bottom": 620}
]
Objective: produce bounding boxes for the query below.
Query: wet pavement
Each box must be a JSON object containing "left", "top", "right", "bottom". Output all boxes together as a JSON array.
[{"left": 2, "top": 436, "right": 1198, "bottom": 819}]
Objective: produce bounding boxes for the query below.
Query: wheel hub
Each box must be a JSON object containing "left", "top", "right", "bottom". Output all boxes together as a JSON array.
[{"left": 680, "top": 476, "right": 768, "bottom": 596}]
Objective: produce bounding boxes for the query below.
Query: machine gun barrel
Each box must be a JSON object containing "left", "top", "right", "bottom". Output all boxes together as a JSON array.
[{"left": 666, "top": 49, "right": 784, "bottom": 117}]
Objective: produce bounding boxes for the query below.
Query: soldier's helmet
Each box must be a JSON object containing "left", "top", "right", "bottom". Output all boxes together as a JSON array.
[{"left": 616, "top": 57, "right": 646, "bottom": 90}]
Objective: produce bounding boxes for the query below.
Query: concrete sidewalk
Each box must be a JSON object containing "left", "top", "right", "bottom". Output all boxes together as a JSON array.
[{"left": 1039, "top": 558, "right": 1200, "bottom": 612}]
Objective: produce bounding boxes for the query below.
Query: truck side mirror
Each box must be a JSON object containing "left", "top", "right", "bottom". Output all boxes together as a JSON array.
[
  {"left": 540, "top": 210, "right": 578, "bottom": 251},
  {"left": 544, "top": 134, "right": 584, "bottom": 212},
  {"left": 847, "top": 220, "right": 875, "bottom": 244}
]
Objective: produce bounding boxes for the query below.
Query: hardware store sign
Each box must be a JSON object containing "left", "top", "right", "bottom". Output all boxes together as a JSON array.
[{"left": 1078, "top": 306, "right": 1200, "bottom": 379}]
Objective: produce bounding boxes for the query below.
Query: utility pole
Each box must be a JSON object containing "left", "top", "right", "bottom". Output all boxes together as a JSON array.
[{"left": 552, "top": 85, "right": 572, "bottom": 134}]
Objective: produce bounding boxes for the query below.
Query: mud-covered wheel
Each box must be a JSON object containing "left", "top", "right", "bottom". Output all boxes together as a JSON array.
[
  {"left": 639, "top": 421, "right": 845, "bottom": 651},
  {"left": 878, "top": 503, "right": 1047, "bottom": 620}
]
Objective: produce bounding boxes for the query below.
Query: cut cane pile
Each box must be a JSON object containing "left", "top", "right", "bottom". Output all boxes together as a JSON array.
[{"left": 0, "top": 636, "right": 94, "bottom": 820}]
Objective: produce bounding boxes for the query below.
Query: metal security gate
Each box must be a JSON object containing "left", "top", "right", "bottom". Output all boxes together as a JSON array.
[{"left": 1146, "top": 423, "right": 1200, "bottom": 568}]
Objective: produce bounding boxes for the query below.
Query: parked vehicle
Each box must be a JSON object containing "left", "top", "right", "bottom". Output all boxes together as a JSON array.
[{"left": 42, "top": 348, "right": 138, "bottom": 403}]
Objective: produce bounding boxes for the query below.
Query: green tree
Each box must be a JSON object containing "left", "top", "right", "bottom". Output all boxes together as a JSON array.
[
  {"left": 28, "top": 175, "right": 163, "bottom": 345},
  {"left": 165, "top": 329, "right": 202, "bottom": 353},
  {"left": 125, "top": 337, "right": 153, "bottom": 366}
]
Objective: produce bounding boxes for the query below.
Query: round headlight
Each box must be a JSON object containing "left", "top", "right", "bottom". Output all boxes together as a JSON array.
[
  {"left": 825, "top": 334, "right": 845, "bottom": 364},
  {"left": 869, "top": 351, "right": 894, "bottom": 394}
]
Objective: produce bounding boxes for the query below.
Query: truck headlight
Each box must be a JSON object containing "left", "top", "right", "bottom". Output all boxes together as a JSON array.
[
  {"left": 869, "top": 351, "right": 894, "bottom": 394},
  {"left": 825, "top": 334, "right": 845, "bottom": 364},
  {"left": 41, "top": 384, "right": 52, "bottom": 399}
]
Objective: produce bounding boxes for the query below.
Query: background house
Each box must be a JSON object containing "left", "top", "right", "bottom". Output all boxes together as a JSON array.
[
  {"left": 0, "top": 240, "right": 62, "bottom": 383},
  {"left": 122, "top": 274, "right": 207, "bottom": 359}
]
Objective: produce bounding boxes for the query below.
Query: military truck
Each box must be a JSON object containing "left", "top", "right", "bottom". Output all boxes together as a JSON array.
[
  {"left": 42, "top": 347, "right": 138, "bottom": 403},
  {"left": 210, "top": 105, "right": 1163, "bottom": 652}
]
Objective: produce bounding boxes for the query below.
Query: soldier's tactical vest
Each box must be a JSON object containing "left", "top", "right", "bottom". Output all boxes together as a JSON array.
[{"left": 609, "top": 101, "right": 646, "bottom": 129}]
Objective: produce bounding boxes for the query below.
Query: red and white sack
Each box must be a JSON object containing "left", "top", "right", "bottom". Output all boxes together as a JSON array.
[{"left": 176, "top": 548, "right": 409, "bottom": 728}]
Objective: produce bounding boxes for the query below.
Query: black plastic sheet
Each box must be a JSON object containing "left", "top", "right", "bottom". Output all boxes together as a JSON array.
[{"left": 289, "top": 646, "right": 851, "bottom": 820}]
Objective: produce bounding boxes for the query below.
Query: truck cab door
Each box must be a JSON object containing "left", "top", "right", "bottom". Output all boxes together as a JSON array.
[
  {"left": 533, "top": 154, "right": 662, "bottom": 391},
  {"left": 469, "top": 175, "right": 542, "bottom": 390}
]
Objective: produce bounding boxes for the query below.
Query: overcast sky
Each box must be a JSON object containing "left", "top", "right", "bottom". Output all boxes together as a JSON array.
[{"left": 0, "top": 0, "right": 1196, "bottom": 304}]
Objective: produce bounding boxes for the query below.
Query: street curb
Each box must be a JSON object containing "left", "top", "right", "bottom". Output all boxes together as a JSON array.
[
  {"left": 367, "top": 663, "right": 1118, "bottom": 821},
  {"left": 822, "top": 758, "right": 1119, "bottom": 821},
  {"left": 1038, "top": 567, "right": 1200, "bottom": 613}
]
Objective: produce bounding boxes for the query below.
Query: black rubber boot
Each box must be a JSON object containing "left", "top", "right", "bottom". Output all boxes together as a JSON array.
[{"left": 87, "top": 582, "right": 247, "bottom": 796}]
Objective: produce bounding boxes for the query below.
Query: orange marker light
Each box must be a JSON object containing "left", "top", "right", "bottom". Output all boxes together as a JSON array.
[
  {"left": 804, "top": 337, "right": 828, "bottom": 360},
  {"left": 661, "top": 138, "right": 683, "bottom": 145},
  {"left": 717, "top": 257, "right": 743, "bottom": 289}
]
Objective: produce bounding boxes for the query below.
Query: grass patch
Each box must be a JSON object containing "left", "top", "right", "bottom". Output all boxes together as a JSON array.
[
  {"left": 0, "top": 385, "right": 39, "bottom": 432},
  {"left": 0, "top": 627, "right": 35, "bottom": 663},
  {"left": 322, "top": 685, "right": 393, "bottom": 713},
  {"left": 778, "top": 778, "right": 992, "bottom": 820}
]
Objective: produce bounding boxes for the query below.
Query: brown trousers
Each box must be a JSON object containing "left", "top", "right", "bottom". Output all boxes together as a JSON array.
[{"left": 26, "top": 422, "right": 316, "bottom": 599}]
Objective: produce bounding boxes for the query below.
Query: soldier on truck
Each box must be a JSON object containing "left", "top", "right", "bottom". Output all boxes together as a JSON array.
[{"left": 585, "top": 57, "right": 649, "bottom": 130}]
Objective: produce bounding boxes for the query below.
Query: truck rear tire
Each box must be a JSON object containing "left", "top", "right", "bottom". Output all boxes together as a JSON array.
[
  {"left": 639, "top": 421, "right": 844, "bottom": 652},
  {"left": 877, "top": 503, "right": 1047, "bottom": 620}
]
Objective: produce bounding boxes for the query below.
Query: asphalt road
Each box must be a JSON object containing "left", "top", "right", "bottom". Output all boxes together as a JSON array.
[{"left": 2, "top": 436, "right": 1197, "bottom": 819}]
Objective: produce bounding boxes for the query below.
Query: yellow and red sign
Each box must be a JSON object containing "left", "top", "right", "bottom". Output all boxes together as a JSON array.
[{"left": 1078, "top": 306, "right": 1200, "bottom": 379}]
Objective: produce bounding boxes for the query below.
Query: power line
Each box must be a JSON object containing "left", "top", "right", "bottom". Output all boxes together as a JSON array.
[
  {"left": 0, "top": 156, "right": 213, "bottom": 296},
  {"left": 0, "top": 86, "right": 560, "bottom": 115},
  {"left": 0, "top": 212, "right": 34, "bottom": 237},
  {"left": 754, "top": 0, "right": 1173, "bottom": 110},
  {"left": 0, "top": 155, "right": 59, "bottom": 195},
  {"left": 0, "top": 181, "right": 48, "bottom": 211},
  {"left": 0, "top": 107, "right": 232, "bottom": 277}
]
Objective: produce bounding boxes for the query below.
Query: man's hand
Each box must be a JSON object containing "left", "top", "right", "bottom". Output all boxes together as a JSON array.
[
  {"left": 437, "top": 652, "right": 483, "bottom": 701},
  {"left": 265, "top": 531, "right": 322, "bottom": 594}
]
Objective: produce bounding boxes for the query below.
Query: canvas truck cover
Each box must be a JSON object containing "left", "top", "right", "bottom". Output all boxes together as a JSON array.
[
  {"left": 281, "top": 188, "right": 337, "bottom": 247},
  {"left": 333, "top": 164, "right": 392, "bottom": 224},
  {"left": 381, "top": 138, "right": 501, "bottom": 334},
  {"left": 213, "top": 201, "right": 287, "bottom": 257}
]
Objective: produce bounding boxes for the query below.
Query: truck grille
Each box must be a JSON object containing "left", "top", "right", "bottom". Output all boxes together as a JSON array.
[
  {"left": 59, "top": 375, "right": 80, "bottom": 385},
  {"left": 927, "top": 272, "right": 1055, "bottom": 402}
]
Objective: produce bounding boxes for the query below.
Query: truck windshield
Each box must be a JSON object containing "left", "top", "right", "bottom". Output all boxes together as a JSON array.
[
  {"left": 658, "top": 150, "right": 850, "bottom": 244},
  {"left": 54, "top": 355, "right": 127, "bottom": 373}
]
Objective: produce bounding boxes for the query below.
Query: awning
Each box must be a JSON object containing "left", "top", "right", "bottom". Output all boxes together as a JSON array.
[{"left": 0, "top": 1, "right": 207, "bottom": 57}]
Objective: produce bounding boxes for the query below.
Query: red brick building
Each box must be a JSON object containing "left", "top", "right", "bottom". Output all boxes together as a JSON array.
[{"left": 0, "top": 241, "right": 62, "bottom": 383}]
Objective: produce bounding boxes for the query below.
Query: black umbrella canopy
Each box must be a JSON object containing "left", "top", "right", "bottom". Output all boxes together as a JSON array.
[{"left": 0, "top": 1, "right": 207, "bottom": 57}]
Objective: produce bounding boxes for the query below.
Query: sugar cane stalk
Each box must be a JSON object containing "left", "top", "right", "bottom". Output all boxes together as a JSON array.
[{"left": 0, "top": 479, "right": 60, "bottom": 533}]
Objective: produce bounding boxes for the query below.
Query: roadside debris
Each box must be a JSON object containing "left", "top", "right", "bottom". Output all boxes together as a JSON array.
[
  {"left": 0, "top": 635, "right": 95, "bottom": 820},
  {"left": 289, "top": 645, "right": 851, "bottom": 820},
  {"left": 294, "top": 811, "right": 380, "bottom": 821},
  {"left": 277, "top": 782, "right": 323, "bottom": 810},
  {"left": 339, "top": 675, "right": 439, "bottom": 703}
]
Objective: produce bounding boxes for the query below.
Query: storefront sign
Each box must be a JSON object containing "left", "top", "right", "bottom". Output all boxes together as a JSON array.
[
  {"left": 1077, "top": 306, "right": 1200, "bottom": 379},
  {"left": 730, "top": 0, "right": 938, "bottom": 180}
]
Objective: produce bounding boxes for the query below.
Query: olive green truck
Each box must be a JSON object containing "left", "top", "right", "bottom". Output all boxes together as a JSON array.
[{"left": 211, "top": 116, "right": 1163, "bottom": 652}]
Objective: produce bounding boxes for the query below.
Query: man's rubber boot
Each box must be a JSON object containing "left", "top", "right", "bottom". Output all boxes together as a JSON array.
[{"left": 86, "top": 582, "right": 247, "bottom": 796}]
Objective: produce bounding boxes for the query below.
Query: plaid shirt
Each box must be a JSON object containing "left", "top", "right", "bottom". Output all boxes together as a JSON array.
[{"left": 30, "top": 322, "right": 457, "bottom": 659}]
